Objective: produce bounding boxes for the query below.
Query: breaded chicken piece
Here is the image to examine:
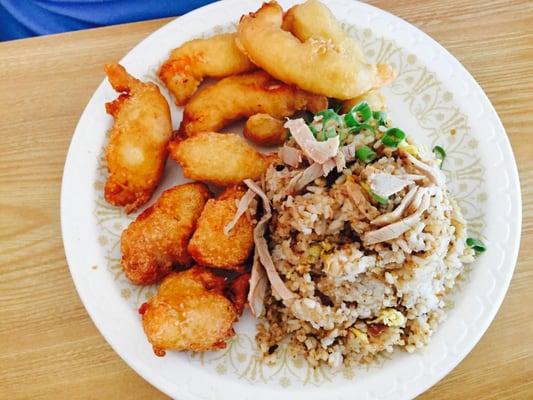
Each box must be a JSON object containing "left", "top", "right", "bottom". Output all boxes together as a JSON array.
[
  {"left": 140, "top": 266, "right": 237, "bottom": 355},
  {"left": 178, "top": 70, "right": 327, "bottom": 137},
  {"left": 169, "top": 132, "right": 277, "bottom": 186},
  {"left": 158, "top": 33, "right": 255, "bottom": 106},
  {"left": 188, "top": 186, "right": 254, "bottom": 269},
  {"left": 121, "top": 183, "right": 212, "bottom": 285},
  {"left": 104, "top": 63, "right": 173, "bottom": 213}
]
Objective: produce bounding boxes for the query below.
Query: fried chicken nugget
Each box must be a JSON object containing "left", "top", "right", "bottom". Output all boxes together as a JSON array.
[
  {"left": 104, "top": 63, "right": 173, "bottom": 213},
  {"left": 188, "top": 186, "right": 254, "bottom": 269},
  {"left": 169, "top": 132, "right": 277, "bottom": 186},
  {"left": 121, "top": 183, "right": 212, "bottom": 285},
  {"left": 178, "top": 70, "right": 327, "bottom": 137},
  {"left": 237, "top": 1, "right": 393, "bottom": 99},
  {"left": 158, "top": 33, "right": 255, "bottom": 106},
  {"left": 243, "top": 113, "right": 288, "bottom": 147},
  {"left": 140, "top": 266, "right": 237, "bottom": 355}
]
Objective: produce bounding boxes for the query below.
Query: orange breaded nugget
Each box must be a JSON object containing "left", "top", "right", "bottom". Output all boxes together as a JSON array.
[
  {"left": 121, "top": 183, "right": 212, "bottom": 285},
  {"left": 169, "top": 132, "right": 277, "bottom": 186},
  {"left": 243, "top": 113, "right": 288, "bottom": 147},
  {"left": 140, "top": 266, "right": 237, "bottom": 355},
  {"left": 188, "top": 186, "right": 254, "bottom": 269},
  {"left": 104, "top": 63, "right": 173, "bottom": 213},
  {"left": 178, "top": 70, "right": 327, "bottom": 137}
]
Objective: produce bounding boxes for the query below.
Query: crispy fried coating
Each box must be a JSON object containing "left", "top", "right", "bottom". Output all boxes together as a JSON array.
[
  {"left": 188, "top": 186, "right": 254, "bottom": 269},
  {"left": 227, "top": 272, "right": 251, "bottom": 316},
  {"left": 121, "top": 183, "right": 212, "bottom": 285},
  {"left": 168, "top": 132, "right": 277, "bottom": 186},
  {"left": 104, "top": 63, "right": 173, "bottom": 213},
  {"left": 243, "top": 113, "right": 288, "bottom": 147},
  {"left": 178, "top": 70, "right": 327, "bottom": 136},
  {"left": 236, "top": 1, "right": 394, "bottom": 99},
  {"left": 140, "top": 266, "right": 237, "bottom": 355},
  {"left": 158, "top": 33, "right": 255, "bottom": 106}
]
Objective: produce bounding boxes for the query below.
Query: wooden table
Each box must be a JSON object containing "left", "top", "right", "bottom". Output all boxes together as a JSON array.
[{"left": 0, "top": 0, "right": 531, "bottom": 398}]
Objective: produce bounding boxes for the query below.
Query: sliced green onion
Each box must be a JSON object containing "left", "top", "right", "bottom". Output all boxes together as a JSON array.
[
  {"left": 371, "top": 191, "right": 388, "bottom": 205},
  {"left": 466, "top": 237, "right": 486, "bottom": 253},
  {"left": 309, "top": 124, "right": 318, "bottom": 136},
  {"left": 325, "top": 126, "right": 337, "bottom": 138},
  {"left": 373, "top": 111, "right": 387, "bottom": 126},
  {"left": 353, "top": 101, "right": 373, "bottom": 122},
  {"left": 356, "top": 146, "right": 377, "bottom": 163},
  {"left": 433, "top": 145, "right": 446, "bottom": 168},
  {"left": 338, "top": 128, "right": 349, "bottom": 143},
  {"left": 344, "top": 110, "right": 359, "bottom": 127},
  {"left": 382, "top": 128, "right": 406, "bottom": 147},
  {"left": 316, "top": 130, "right": 326, "bottom": 141}
]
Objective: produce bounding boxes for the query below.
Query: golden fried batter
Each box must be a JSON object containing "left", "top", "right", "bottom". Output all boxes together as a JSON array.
[
  {"left": 104, "top": 63, "right": 173, "bottom": 213},
  {"left": 140, "top": 266, "right": 237, "bottom": 355},
  {"left": 243, "top": 113, "right": 288, "bottom": 147},
  {"left": 159, "top": 33, "right": 255, "bottom": 106},
  {"left": 121, "top": 183, "right": 212, "bottom": 285},
  {"left": 169, "top": 132, "right": 277, "bottom": 186},
  {"left": 178, "top": 70, "right": 327, "bottom": 136},
  {"left": 237, "top": 2, "right": 393, "bottom": 99},
  {"left": 188, "top": 186, "right": 254, "bottom": 269}
]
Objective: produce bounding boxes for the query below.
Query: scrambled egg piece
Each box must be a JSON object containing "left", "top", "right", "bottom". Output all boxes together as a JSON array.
[
  {"left": 350, "top": 327, "right": 369, "bottom": 344},
  {"left": 372, "top": 308, "right": 407, "bottom": 327}
]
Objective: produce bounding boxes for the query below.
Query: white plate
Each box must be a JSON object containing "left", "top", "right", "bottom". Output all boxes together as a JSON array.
[{"left": 61, "top": 0, "right": 522, "bottom": 398}]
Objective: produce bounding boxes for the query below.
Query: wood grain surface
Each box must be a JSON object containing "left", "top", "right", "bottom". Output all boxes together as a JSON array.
[{"left": 0, "top": 0, "right": 531, "bottom": 398}]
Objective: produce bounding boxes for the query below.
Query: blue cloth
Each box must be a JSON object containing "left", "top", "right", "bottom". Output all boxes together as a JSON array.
[{"left": 0, "top": 0, "right": 217, "bottom": 41}]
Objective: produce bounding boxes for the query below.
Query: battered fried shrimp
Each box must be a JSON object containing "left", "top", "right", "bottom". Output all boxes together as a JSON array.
[
  {"left": 280, "top": 0, "right": 391, "bottom": 112},
  {"left": 168, "top": 132, "right": 277, "bottom": 186},
  {"left": 188, "top": 186, "right": 254, "bottom": 269},
  {"left": 236, "top": 2, "right": 394, "bottom": 99},
  {"left": 121, "top": 183, "right": 211, "bottom": 285},
  {"left": 104, "top": 63, "right": 173, "bottom": 213},
  {"left": 178, "top": 70, "right": 327, "bottom": 136},
  {"left": 140, "top": 266, "right": 237, "bottom": 355},
  {"left": 243, "top": 113, "right": 288, "bottom": 147},
  {"left": 158, "top": 33, "right": 255, "bottom": 106}
]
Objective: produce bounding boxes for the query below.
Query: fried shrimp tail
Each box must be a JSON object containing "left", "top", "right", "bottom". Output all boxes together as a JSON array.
[
  {"left": 140, "top": 267, "right": 237, "bottom": 355},
  {"left": 237, "top": 1, "right": 394, "bottom": 99},
  {"left": 104, "top": 63, "right": 173, "bottom": 212},
  {"left": 158, "top": 33, "right": 256, "bottom": 106},
  {"left": 178, "top": 70, "right": 327, "bottom": 137},
  {"left": 121, "top": 183, "right": 212, "bottom": 285}
]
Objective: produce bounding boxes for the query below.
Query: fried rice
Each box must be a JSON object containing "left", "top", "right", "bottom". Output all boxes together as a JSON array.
[{"left": 249, "top": 115, "right": 475, "bottom": 369}]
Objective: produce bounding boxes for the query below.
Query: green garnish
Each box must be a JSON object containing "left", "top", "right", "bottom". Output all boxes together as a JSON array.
[
  {"left": 382, "top": 128, "right": 406, "bottom": 147},
  {"left": 371, "top": 191, "right": 388, "bottom": 205},
  {"left": 344, "top": 101, "right": 372, "bottom": 128},
  {"left": 317, "top": 109, "right": 341, "bottom": 128},
  {"left": 356, "top": 145, "right": 377, "bottom": 164},
  {"left": 466, "top": 237, "right": 486, "bottom": 253},
  {"left": 325, "top": 126, "right": 337, "bottom": 139},
  {"left": 433, "top": 145, "right": 446, "bottom": 168},
  {"left": 373, "top": 111, "right": 387, "bottom": 126}
]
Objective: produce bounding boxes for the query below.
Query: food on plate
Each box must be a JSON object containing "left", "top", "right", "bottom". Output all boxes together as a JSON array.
[
  {"left": 103, "top": 63, "right": 173, "bottom": 213},
  {"left": 158, "top": 33, "right": 255, "bottom": 106},
  {"left": 140, "top": 266, "right": 238, "bottom": 355},
  {"left": 236, "top": 1, "right": 394, "bottom": 99},
  {"left": 281, "top": 0, "right": 391, "bottom": 112},
  {"left": 168, "top": 132, "right": 277, "bottom": 186},
  {"left": 245, "top": 103, "right": 476, "bottom": 367},
  {"left": 178, "top": 70, "right": 327, "bottom": 137},
  {"left": 243, "top": 113, "right": 288, "bottom": 147},
  {"left": 121, "top": 183, "right": 211, "bottom": 285},
  {"left": 188, "top": 185, "right": 254, "bottom": 269}
]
